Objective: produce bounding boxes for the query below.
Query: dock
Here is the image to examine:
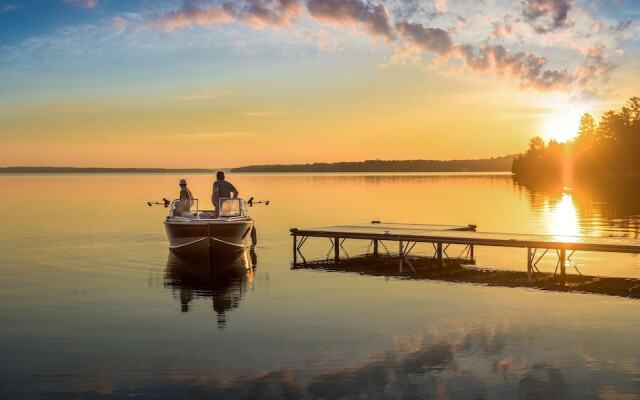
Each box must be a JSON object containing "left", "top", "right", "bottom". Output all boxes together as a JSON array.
[{"left": 290, "top": 221, "right": 640, "bottom": 281}]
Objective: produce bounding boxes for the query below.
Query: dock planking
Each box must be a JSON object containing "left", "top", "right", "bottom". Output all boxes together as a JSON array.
[{"left": 290, "top": 221, "right": 640, "bottom": 281}]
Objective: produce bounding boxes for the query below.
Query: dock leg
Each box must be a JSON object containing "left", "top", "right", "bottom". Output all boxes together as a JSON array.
[
  {"left": 470, "top": 245, "right": 474, "bottom": 259},
  {"left": 560, "top": 249, "right": 566, "bottom": 280},
  {"left": 334, "top": 237, "right": 340, "bottom": 264},
  {"left": 437, "top": 243, "right": 443, "bottom": 267},
  {"left": 373, "top": 240, "right": 379, "bottom": 257},
  {"left": 527, "top": 247, "right": 532, "bottom": 282},
  {"left": 399, "top": 241, "right": 403, "bottom": 271},
  {"left": 293, "top": 235, "right": 297, "bottom": 265}
]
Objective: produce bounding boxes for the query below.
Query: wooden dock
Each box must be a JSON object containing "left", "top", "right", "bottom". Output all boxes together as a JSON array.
[{"left": 290, "top": 221, "right": 640, "bottom": 281}]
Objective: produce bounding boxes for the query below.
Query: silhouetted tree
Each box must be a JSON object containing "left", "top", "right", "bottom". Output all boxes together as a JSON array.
[
  {"left": 528, "top": 136, "right": 545, "bottom": 152},
  {"left": 577, "top": 113, "right": 596, "bottom": 140},
  {"left": 513, "top": 96, "right": 640, "bottom": 181}
]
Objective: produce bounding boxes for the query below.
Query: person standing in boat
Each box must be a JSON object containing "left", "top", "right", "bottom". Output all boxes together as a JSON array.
[
  {"left": 212, "top": 171, "right": 238, "bottom": 216},
  {"left": 176, "top": 178, "right": 194, "bottom": 215}
]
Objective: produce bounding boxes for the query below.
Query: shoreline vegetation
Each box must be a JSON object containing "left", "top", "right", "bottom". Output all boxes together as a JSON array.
[
  {"left": 230, "top": 156, "right": 515, "bottom": 173},
  {"left": 512, "top": 96, "right": 640, "bottom": 183},
  {"left": 1, "top": 156, "right": 516, "bottom": 174}
]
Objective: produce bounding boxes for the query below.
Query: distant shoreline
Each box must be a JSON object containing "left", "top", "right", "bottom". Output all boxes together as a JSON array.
[
  {"left": 230, "top": 156, "right": 515, "bottom": 173},
  {"left": 1, "top": 157, "right": 516, "bottom": 174}
]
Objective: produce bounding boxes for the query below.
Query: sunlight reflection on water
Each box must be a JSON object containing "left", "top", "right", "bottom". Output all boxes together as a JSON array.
[{"left": 547, "top": 193, "right": 580, "bottom": 241}]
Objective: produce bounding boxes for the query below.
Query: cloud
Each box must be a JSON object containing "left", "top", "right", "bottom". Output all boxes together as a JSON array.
[
  {"left": 522, "top": 0, "right": 572, "bottom": 33},
  {"left": 395, "top": 21, "right": 452, "bottom": 55},
  {"left": 66, "top": 0, "right": 97, "bottom": 9},
  {"left": 167, "top": 131, "right": 258, "bottom": 139},
  {"left": 169, "top": 90, "right": 232, "bottom": 101},
  {"left": 87, "top": 0, "right": 620, "bottom": 95},
  {"left": 490, "top": 15, "right": 516, "bottom": 38},
  {"left": 151, "top": 1, "right": 232, "bottom": 31},
  {"left": 241, "top": 110, "right": 287, "bottom": 116},
  {"left": 151, "top": 0, "right": 302, "bottom": 31},
  {"left": 610, "top": 20, "right": 632, "bottom": 32},
  {"left": 434, "top": 0, "right": 447, "bottom": 13},
  {"left": 306, "top": 0, "right": 395, "bottom": 40},
  {"left": 111, "top": 16, "right": 126, "bottom": 31},
  {"left": 573, "top": 47, "right": 614, "bottom": 85},
  {"left": 454, "top": 44, "right": 575, "bottom": 91}
]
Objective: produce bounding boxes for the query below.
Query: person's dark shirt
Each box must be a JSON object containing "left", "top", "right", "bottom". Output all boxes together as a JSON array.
[{"left": 213, "top": 180, "right": 237, "bottom": 199}]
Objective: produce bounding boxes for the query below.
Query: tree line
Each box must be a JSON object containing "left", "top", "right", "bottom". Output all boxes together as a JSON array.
[
  {"left": 512, "top": 96, "right": 640, "bottom": 181},
  {"left": 231, "top": 156, "right": 515, "bottom": 173}
]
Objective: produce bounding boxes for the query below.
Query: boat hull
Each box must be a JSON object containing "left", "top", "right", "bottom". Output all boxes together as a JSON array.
[{"left": 164, "top": 219, "right": 254, "bottom": 257}]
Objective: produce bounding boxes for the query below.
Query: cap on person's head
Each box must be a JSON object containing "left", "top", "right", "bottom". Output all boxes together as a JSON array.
[
  {"left": 216, "top": 171, "right": 225, "bottom": 180},
  {"left": 179, "top": 178, "right": 187, "bottom": 186}
]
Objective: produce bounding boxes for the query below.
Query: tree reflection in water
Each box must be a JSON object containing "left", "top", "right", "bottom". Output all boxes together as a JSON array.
[
  {"left": 514, "top": 177, "right": 640, "bottom": 238},
  {"left": 164, "top": 250, "right": 256, "bottom": 329}
]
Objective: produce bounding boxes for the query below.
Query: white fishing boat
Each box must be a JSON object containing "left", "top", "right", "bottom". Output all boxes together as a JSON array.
[{"left": 164, "top": 198, "right": 256, "bottom": 257}]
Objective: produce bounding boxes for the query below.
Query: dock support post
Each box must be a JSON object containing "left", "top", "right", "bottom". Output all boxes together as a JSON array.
[
  {"left": 470, "top": 245, "right": 474, "bottom": 259},
  {"left": 334, "top": 237, "right": 340, "bottom": 264},
  {"left": 373, "top": 240, "right": 379, "bottom": 257},
  {"left": 399, "top": 241, "right": 403, "bottom": 270},
  {"left": 437, "top": 243, "right": 443, "bottom": 267},
  {"left": 560, "top": 248, "right": 566, "bottom": 280},
  {"left": 293, "top": 234, "right": 297, "bottom": 265},
  {"left": 527, "top": 247, "right": 532, "bottom": 282}
]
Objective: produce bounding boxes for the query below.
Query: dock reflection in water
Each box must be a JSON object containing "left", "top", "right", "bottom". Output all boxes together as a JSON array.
[{"left": 164, "top": 250, "right": 256, "bottom": 328}]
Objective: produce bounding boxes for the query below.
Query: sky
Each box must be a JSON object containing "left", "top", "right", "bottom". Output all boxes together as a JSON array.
[{"left": 0, "top": 0, "right": 639, "bottom": 168}]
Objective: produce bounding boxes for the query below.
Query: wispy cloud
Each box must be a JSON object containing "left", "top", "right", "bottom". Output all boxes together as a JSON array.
[
  {"left": 66, "top": 0, "right": 97, "bottom": 9},
  {"left": 141, "top": 0, "right": 624, "bottom": 94},
  {"left": 241, "top": 111, "right": 287, "bottom": 117},
  {"left": 150, "top": 0, "right": 302, "bottom": 31},
  {"left": 169, "top": 90, "right": 232, "bottom": 101},
  {"left": 522, "top": 0, "right": 572, "bottom": 33},
  {"left": 3, "top": 0, "right": 630, "bottom": 97},
  {"left": 395, "top": 21, "right": 452, "bottom": 55},
  {"left": 306, "top": 0, "right": 395, "bottom": 41},
  {"left": 433, "top": 0, "right": 447, "bottom": 13},
  {"left": 168, "top": 131, "right": 258, "bottom": 139},
  {"left": 51, "top": 101, "right": 109, "bottom": 113}
]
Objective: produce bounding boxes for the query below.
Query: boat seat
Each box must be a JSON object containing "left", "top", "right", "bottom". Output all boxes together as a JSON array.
[
  {"left": 198, "top": 211, "right": 215, "bottom": 219},
  {"left": 179, "top": 212, "right": 198, "bottom": 219}
]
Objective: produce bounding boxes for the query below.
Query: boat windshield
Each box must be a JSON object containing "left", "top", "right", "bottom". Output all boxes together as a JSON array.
[
  {"left": 219, "top": 198, "right": 246, "bottom": 217},
  {"left": 170, "top": 198, "right": 199, "bottom": 216}
]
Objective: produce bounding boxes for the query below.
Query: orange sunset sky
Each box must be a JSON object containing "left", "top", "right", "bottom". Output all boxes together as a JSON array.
[{"left": 1, "top": 0, "right": 639, "bottom": 167}]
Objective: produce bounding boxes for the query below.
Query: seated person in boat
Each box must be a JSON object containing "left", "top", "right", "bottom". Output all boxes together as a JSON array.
[
  {"left": 176, "top": 178, "right": 194, "bottom": 215},
  {"left": 211, "top": 171, "right": 238, "bottom": 216}
]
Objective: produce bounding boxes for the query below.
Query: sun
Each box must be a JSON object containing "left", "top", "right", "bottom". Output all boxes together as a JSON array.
[{"left": 543, "top": 104, "right": 585, "bottom": 143}]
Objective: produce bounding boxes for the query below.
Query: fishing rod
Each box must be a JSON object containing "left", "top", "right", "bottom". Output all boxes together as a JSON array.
[
  {"left": 147, "top": 198, "right": 171, "bottom": 207},
  {"left": 247, "top": 197, "right": 269, "bottom": 206},
  {"left": 147, "top": 197, "right": 268, "bottom": 208}
]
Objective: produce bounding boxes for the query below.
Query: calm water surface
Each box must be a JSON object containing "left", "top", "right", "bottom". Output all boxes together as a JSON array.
[{"left": 1, "top": 173, "right": 639, "bottom": 399}]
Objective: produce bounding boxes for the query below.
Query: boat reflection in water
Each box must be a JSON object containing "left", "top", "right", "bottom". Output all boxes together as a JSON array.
[{"left": 164, "top": 249, "right": 256, "bottom": 328}]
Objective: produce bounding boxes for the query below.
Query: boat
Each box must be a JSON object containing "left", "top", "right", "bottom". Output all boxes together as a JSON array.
[{"left": 164, "top": 197, "right": 256, "bottom": 257}]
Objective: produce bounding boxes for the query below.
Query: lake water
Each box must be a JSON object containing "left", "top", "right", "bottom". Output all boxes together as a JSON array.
[{"left": 1, "top": 173, "right": 639, "bottom": 399}]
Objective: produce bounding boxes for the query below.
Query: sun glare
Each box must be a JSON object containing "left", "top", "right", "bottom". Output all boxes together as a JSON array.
[
  {"left": 543, "top": 105, "right": 585, "bottom": 143},
  {"left": 548, "top": 193, "right": 580, "bottom": 241}
]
